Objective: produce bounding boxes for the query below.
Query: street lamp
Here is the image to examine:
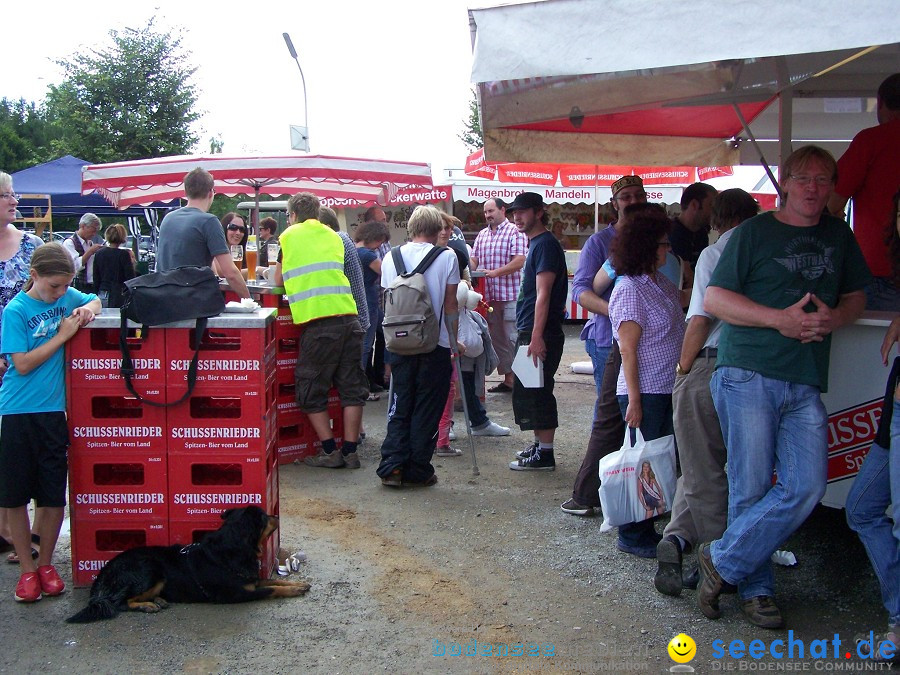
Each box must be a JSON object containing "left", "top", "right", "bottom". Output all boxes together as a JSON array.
[{"left": 282, "top": 32, "right": 309, "bottom": 152}]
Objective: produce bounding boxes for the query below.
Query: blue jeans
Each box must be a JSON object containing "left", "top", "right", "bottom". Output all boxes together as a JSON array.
[
  {"left": 616, "top": 393, "right": 674, "bottom": 550},
  {"left": 585, "top": 338, "right": 611, "bottom": 398},
  {"left": 460, "top": 370, "right": 489, "bottom": 429},
  {"left": 845, "top": 398, "right": 900, "bottom": 627},
  {"left": 710, "top": 367, "right": 827, "bottom": 599}
]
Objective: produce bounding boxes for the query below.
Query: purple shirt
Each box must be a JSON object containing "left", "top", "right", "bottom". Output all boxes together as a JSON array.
[
  {"left": 571, "top": 224, "right": 616, "bottom": 345},
  {"left": 610, "top": 273, "right": 685, "bottom": 395}
]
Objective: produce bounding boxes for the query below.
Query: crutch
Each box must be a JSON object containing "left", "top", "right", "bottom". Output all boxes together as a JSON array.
[{"left": 447, "top": 315, "right": 479, "bottom": 476}]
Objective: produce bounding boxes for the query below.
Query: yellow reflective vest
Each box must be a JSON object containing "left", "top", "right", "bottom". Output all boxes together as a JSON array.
[{"left": 281, "top": 219, "right": 356, "bottom": 325}]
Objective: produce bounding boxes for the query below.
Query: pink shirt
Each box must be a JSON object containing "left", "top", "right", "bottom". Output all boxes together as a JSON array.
[
  {"left": 610, "top": 273, "right": 685, "bottom": 395},
  {"left": 472, "top": 219, "right": 528, "bottom": 302}
]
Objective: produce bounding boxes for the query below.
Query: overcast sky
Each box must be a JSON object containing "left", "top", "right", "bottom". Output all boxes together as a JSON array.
[{"left": 4, "top": 1, "right": 483, "bottom": 177}]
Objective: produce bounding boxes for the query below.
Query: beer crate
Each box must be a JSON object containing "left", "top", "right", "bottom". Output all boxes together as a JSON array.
[
  {"left": 67, "top": 386, "right": 169, "bottom": 455},
  {"left": 70, "top": 517, "right": 169, "bottom": 587},
  {"left": 276, "top": 410, "right": 344, "bottom": 464},
  {"left": 275, "top": 336, "right": 300, "bottom": 384},
  {"left": 67, "top": 326, "right": 167, "bottom": 389},
  {"left": 167, "top": 499, "right": 279, "bottom": 580},
  {"left": 166, "top": 442, "right": 277, "bottom": 521},
  {"left": 275, "top": 383, "right": 341, "bottom": 420},
  {"left": 68, "top": 452, "right": 168, "bottom": 522},
  {"left": 166, "top": 386, "right": 277, "bottom": 457},
  {"left": 165, "top": 324, "right": 276, "bottom": 389}
]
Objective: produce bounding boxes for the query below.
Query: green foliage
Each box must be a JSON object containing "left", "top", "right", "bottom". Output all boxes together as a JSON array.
[
  {"left": 44, "top": 17, "right": 200, "bottom": 163},
  {"left": 0, "top": 98, "right": 58, "bottom": 171},
  {"left": 459, "top": 88, "right": 483, "bottom": 153}
]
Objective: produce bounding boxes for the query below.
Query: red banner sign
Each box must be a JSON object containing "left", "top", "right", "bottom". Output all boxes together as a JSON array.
[{"left": 826, "top": 398, "right": 881, "bottom": 482}]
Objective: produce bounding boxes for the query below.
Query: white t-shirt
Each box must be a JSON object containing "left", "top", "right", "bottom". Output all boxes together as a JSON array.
[
  {"left": 685, "top": 227, "right": 737, "bottom": 349},
  {"left": 381, "top": 242, "right": 460, "bottom": 348}
]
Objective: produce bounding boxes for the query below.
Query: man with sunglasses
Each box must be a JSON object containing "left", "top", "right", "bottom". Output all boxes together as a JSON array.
[{"left": 156, "top": 168, "right": 250, "bottom": 299}]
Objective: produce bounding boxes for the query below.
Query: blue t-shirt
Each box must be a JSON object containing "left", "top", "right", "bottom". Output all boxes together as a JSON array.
[
  {"left": 516, "top": 230, "right": 568, "bottom": 334},
  {"left": 0, "top": 287, "right": 96, "bottom": 414},
  {"left": 356, "top": 246, "right": 380, "bottom": 312}
]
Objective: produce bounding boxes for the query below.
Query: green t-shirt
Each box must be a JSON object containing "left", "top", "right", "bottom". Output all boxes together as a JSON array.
[{"left": 709, "top": 212, "right": 872, "bottom": 391}]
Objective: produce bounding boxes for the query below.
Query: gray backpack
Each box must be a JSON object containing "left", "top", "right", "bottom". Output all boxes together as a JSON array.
[{"left": 382, "top": 245, "right": 446, "bottom": 355}]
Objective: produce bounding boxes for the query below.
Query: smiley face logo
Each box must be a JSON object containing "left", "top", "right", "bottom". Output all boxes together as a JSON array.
[{"left": 667, "top": 633, "right": 696, "bottom": 663}]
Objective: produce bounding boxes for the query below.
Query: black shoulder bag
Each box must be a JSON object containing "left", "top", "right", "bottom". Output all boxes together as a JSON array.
[{"left": 119, "top": 266, "right": 225, "bottom": 407}]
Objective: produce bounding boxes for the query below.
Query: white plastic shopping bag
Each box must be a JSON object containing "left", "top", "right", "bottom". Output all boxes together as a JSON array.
[{"left": 598, "top": 429, "right": 677, "bottom": 532}]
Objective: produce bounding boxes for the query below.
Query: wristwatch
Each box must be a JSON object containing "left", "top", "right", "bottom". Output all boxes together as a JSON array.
[{"left": 675, "top": 362, "right": 688, "bottom": 376}]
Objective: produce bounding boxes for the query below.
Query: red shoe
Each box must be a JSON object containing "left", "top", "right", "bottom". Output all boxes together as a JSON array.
[
  {"left": 37, "top": 565, "right": 65, "bottom": 597},
  {"left": 14, "top": 572, "right": 42, "bottom": 603}
]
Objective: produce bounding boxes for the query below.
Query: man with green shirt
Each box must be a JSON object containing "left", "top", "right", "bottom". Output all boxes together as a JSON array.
[{"left": 697, "top": 146, "right": 871, "bottom": 629}]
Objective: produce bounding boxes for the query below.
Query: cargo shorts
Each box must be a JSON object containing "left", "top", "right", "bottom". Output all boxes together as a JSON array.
[{"left": 294, "top": 315, "right": 368, "bottom": 413}]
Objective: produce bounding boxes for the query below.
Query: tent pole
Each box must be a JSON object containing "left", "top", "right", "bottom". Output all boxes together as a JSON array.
[{"left": 732, "top": 103, "right": 782, "bottom": 203}]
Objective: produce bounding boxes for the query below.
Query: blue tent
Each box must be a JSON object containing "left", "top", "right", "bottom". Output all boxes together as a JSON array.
[{"left": 11, "top": 155, "right": 177, "bottom": 218}]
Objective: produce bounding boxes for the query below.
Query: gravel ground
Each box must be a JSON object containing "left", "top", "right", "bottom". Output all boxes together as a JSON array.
[{"left": 0, "top": 323, "right": 891, "bottom": 674}]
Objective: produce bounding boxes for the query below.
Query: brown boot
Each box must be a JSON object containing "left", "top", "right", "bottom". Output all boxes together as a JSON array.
[{"left": 303, "top": 450, "right": 345, "bottom": 468}]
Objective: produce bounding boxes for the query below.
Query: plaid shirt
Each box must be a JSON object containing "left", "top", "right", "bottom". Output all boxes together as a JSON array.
[
  {"left": 610, "top": 273, "right": 685, "bottom": 395},
  {"left": 472, "top": 219, "right": 528, "bottom": 302}
]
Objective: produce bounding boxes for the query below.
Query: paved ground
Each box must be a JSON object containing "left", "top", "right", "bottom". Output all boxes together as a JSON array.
[{"left": 0, "top": 323, "right": 892, "bottom": 674}]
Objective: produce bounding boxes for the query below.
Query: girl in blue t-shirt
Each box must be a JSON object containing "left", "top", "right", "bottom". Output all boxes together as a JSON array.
[{"left": 0, "top": 243, "right": 100, "bottom": 603}]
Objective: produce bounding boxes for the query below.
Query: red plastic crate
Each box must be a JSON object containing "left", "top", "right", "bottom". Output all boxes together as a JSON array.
[
  {"left": 68, "top": 453, "right": 168, "bottom": 522},
  {"left": 276, "top": 383, "right": 341, "bottom": 418},
  {"left": 276, "top": 412, "right": 344, "bottom": 464},
  {"left": 168, "top": 501, "right": 279, "bottom": 580},
  {"left": 167, "top": 445, "right": 277, "bottom": 520},
  {"left": 166, "top": 389, "right": 277, "bottom": 457},
  {"left": 275, "top": 336, "right": 300, "bottom": 384},
  {"left": 165, "top": 324, "right": 276, "bottom": 389},
  {"left": 70, "top": 517, "right": 169, "bottom": 587},
  {"left": 68, "top": 386, "right": 168, "bottom": 455},
  {"left": 67, "top": 326, "right": 167, "bottom": 389}
]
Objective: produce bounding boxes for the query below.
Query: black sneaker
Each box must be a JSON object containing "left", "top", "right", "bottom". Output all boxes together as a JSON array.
[
  {"left": 516, "top": 442, "right": 539, "bottom": 460},
  {"left": 509, "top": 448, "right": 555, "bottom": 471},
  {"left": 654, "top": 535, "right": 683, "bottom": 597}
]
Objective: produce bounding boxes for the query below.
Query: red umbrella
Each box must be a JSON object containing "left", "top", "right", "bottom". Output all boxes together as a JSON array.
[{"left": 82, "top": 154, "right": 433, "bottom": 209}]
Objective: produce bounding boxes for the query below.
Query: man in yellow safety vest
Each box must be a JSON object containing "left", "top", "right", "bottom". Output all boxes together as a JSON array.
[{"left": 275, "top": 192, "right": 369, "bottom": 469}]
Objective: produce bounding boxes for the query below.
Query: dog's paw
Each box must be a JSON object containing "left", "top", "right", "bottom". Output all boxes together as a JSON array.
[
  {"left": 153, "top": 597, "right": 169, "bottom": 610},
  {"left": 132, "top": 601, "right": 162, "bottom": 613},
  {"left": 285, "top": 581, "right": 311, "bottom": 596}
]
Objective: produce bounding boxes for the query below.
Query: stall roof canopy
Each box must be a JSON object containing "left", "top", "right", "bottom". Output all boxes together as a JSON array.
[
  {"left": 469, "top": 0, "right": 900, "bottom": 166},
  {"left": 81, "top": 154, "right": 434, "bottom": 208},
  {"left": 11, "top": 155, "right": 175, "bottom": 216}
]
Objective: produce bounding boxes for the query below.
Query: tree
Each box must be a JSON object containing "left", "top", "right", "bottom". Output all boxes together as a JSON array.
[
  {"left": 45, "top": 17, "right": 200, "bottom": 163},
  {"left": 0, "top": 98, "right": 58, "bottom": 171},
  {"left": 459, "top": 88, "right": 483, "bottom": 153}
]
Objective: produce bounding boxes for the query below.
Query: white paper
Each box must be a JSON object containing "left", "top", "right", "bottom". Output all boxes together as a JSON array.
[{"left": 512, "top": 345, "right": 544, "bottom": 388}]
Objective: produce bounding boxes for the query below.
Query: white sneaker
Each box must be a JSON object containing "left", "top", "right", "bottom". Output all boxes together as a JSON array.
[
  {"left": 471, "top": 421, "right": 510, "bottom": 437},
  {"left": 448, "top": 423, "right": 457, "bottom": 441}
]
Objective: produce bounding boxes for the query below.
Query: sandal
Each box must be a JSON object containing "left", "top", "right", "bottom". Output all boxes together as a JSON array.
[
  {"left": 6, "top": 534, "right": 40, "bottom": 564},
  {"left": 487, "top": 382, "right": 512, "bottom": 393}
]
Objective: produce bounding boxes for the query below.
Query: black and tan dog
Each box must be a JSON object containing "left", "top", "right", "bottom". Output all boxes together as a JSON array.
[{"left": 67, "top": 506, "right": 309, "bottom": 623}]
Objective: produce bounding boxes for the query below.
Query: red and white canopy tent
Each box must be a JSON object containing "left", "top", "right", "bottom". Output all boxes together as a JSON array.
[
  {"left": 468, "top": 0, "right": 898, "bottom": 181},
  {"left": 81, "top": 154, "right": 434, "bottom": 211}
]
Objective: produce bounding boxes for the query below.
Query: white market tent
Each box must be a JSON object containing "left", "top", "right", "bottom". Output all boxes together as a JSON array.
[{"left": 468, "top": 0, "right": 900, "bottom": 171}]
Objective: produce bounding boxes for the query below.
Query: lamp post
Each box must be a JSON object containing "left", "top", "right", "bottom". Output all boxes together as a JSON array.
[{"left": 282, "top": 32, "right": 309, "bottom": 152}]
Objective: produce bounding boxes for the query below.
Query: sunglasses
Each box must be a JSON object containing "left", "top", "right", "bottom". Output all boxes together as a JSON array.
[{"left": 227, "top": 224, "right": 247, "bottom": 233}]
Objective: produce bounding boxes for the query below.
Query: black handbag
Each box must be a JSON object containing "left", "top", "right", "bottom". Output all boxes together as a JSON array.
[{"left": 119, "top": 266, "right": 225, "bottom": 407}]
